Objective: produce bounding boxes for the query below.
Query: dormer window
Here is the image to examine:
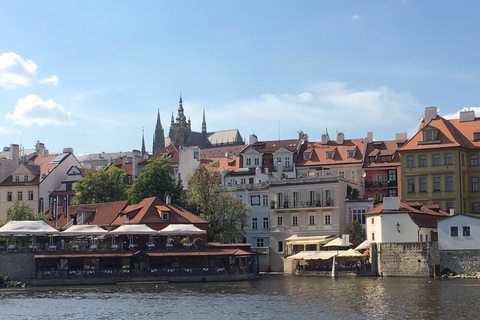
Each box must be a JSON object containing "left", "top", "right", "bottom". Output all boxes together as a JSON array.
[
  {"left": 14, "top": 176, "right": 20, "bottom": 182},
  {"left": 424, "top": 130, "right": 434, "bottom": 141},
  {"left": 369, "top": 157, "right": 375, "bottom": 163},
  {"left": 304, "top": 153, "right": 311, "bottom": 160},
  {"left": 348, "top": 151, "right": 354, "bottom": 158},
  {"left": 24, "top": 175, "right": 28, "bottom": 181},
  {"left": 474, "top": 132, "right": 480, "bottom": 141},
  {"left": 125, "top": 214, "right": 129, "bottom": 222},
  {"left": 326, "top": 152, "right": 333, "bottom": 159},
  {"left": 162, "top": 212, "right": 170, "bottom": 220}
]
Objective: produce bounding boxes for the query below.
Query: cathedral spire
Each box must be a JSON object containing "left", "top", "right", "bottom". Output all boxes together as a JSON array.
[
  {"left": 141, "top": 127, "right": 146, "bottom": 157},
  {"left": 202, "top": 108, "right": 207, "bottom": 134},
  {"left": 176, "top": 92, "right": 187, "bottom": 124},
  {"left": 152, "top": 109, "right": 165, "bottom": 154}
]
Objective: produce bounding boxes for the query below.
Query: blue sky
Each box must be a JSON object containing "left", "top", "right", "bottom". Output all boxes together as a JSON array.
[{"left": 1, "top": 1, "right": 480, "bottom": 155}]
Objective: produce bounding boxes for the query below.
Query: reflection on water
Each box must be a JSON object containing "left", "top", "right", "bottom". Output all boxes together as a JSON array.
[{"left": 1, "top": 275, "right": 480, "bottom": 320}]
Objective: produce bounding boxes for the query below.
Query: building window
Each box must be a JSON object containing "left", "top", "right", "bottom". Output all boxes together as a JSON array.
[
  {"left": 278, "top": 241, "right": 284, "bottom": 253},
  {"left": 424, "top": 131, "right": 434, "bottom": 141},
  {"left": 309, "top": 215, "right": 315, "bottom": 225},
  {"left": 371, "top": 233, "right": 375, "bottom": 241},
  {"left": 277, "top": 193, "right": 283, "bottom": 208},
  {"left": 382, "top": 174, "right": 388, "bottom": 182},
  {"left": 408, "top": 179, "right": 415, "bottom": 193},
  {"left": 419, "top": 155, "right": 427, "bottom": 166},
  {"left": 388, "top": 189, "right": 397, "bottom": 197},
  {"left": 475, "top": 133, "right": 480, "bottom": 141},
  {"left": 304, "top": 153, "right": 311, "bottom": 160},
  {"left": 7, "top": 192, "right": 12, "bottom": 202},
  {"left": 446, "top": 202, "right": 453, "bottom": 212},
  {"left": 250, "top": 195, "right": 260, "bottom": 206},
  {"left": 284, "top": 157, "right": 291, "bottom": 168},
  {"left": 23, "top": 175, "right": 28, "bottom": 181},
  {"left": 339, "top": 171, "right": 345, "bottom": 178},
  {"left": 251, "top": 218, "right": 258, "bottom": 229},
  {"left": 420, "top": 178, "right": 427, "bottom": 192},
  {"left": 433, "top": 154, "right": 440, "bottom": 166},
  {"left": 407, "top": 156, "right": 414, "bottom": 167},
  {"left": 471, "top": 155, "right": 479, "bottom": 166},
  {"left": 472, "top": 177, "right": 479, "bottom": 192},
  {"left": 246, "top": 158, "right": 251, "bottom": 166},
  {"left": 446, "top": 176, "right": 453, "bottom": 191},
  {"left": 463, "top": 226, "right": 471, "bottom": 237},
  {"left": 327, "top": 152, "right": 333, "bottom": 159},
  {"left": 373, "top": 174, "right": 380, "bottom": 183},
  {"left": 309, "top": 191, "right": 315, "bottom": 205},
  {"left": 254, "top": 157, "right": 260, "bottom": 165},
  {"left": 162, "top": 212, "right": 169, "bottom": 220},
  {"left": 420, "top": 234, "right": 423, "bottom": 242},
  {"left": 433, "top": 177, "right": 441, "bottom": 191},
  {"left": 445, "top": 153, "right": 453, "bottom": 165},
  {"left": 263, "top": 217, "right": 269, "bottom": 229},
  {"left": 451, "top": 226, "right": 458, "bottom": 237},
  {"left": 277, "top": 216, "right": 283, "bottom": 226},
  {"left": 324, "top": 214, "right": 331, "bottom": 225},
  {"left": 262, "top": 195, "right": 269, "bottom": 206},
  {"left": 371, "top": 218, "right": 374, "bottom": 225},
  {"left": 301, "top": 172, "right": 307, "bottom": 179},
  {"left": 292, "top": 192, "right": 299, "bottom": 207},
  {"left": 256, "top": 238, "right": 264, "bottom": 247},
  {"left": 28, "top": 191, "right": 34, "bottom": 201},
  {"left": 17, "top": 191, "right": 23, "bottom": 201},
  {"left": 292, "top": 216, "right": 298, "bottom": 226},
  {"left": 14, "top": 176, "right": 20, "bottom": 182},
  {"left": 473, "top": 202, "right": 479, "bottom": 213},
  {"left": 348, "top": 151, "right": 354, "bottom": 158},
  {"left": 388, "top": 169, "right": 396, "bottom": 181},
  {"left": 369, "top": 157, "right": 375, "bottom": 163}
]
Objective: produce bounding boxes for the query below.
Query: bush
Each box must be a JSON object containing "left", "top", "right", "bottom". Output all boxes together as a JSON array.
[{"left": 193, "top": 237, "right": 205, "bottom": 247}]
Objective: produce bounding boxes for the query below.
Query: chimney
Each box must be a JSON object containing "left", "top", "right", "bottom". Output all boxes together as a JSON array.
[
  {"left": 336, "top": 132, "right": 344, "bottom": 145},
  {"left": 449, "top": 208, "right": 454, "bottom": 216},
  {"left": 366, "top": 132, "right": 373, "bottom": 143},
  {"left": 395, "top": 133, "right": 407, "bottom": 141},
  {"left": 424, "top": 107, "right": 438, "bottom": 123},
  {"left": 383, "top": 197, "right": 400, "bottom": 210},
  {"left": 9, "top": 144, "right": 19, "bottom": 165},
  {"left": 166, "top": 195, "right": 171, "bottom": 204},
  {"left": 321, "top": 130, "right": 330, "bottom": 144},
  {"left": 276, "top": 160, "right": 283, "bottom": 180},
  {"left": 63, "top": 148, "right": 74, "bottom": 154},
  {"left": 249, "top": 134, "right": 258, "bottom": 145},
  {"left": 132, "top": 149, "right": 140, "bottom": 181},
  {"left": 460, "top": 109, "right": 476, "bottom": 122}
]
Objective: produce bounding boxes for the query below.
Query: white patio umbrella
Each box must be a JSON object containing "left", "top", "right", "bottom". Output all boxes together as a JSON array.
[
  {"left": 323, "top": 237, "right": 352, "bottom": 247},
  {"left": 61, "top": 224, "right": 110, "bottom": 236},
  {"left": 110, "top": 224, "right": 158, "bottom": 235},
  {"left": 158, "top": 224, "right": 206, "bottom": 235},
  {"left": 338, "top": 249, "right": 364, "bottom": 258},
  {"left": 0, "top": 221, "right": 60, "bottom": 236},
  {"left": 355, "top": 239, "right": 372, "bottom": 251}
]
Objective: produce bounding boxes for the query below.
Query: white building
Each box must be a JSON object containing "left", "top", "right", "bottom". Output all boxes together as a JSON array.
[{"left": 438, "top": 214, "right": 480, "bottom": 250}]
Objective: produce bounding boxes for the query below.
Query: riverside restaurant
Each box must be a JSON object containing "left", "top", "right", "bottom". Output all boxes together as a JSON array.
[{"left": 0, "top": 221, "right": 259, "bottom": 285}]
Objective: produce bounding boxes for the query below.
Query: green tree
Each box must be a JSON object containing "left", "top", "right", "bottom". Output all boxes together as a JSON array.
[
  {"left": 5, "top": 200, "right": 47, "bottom": 222},
  {"left": 128, "top": 158, "right": 183, "bottom": 204},
  {"left": 342, "top": 220, "right": 366, "bottom": 247},
  {"left": 187, "top": 163, "right": 250, "bottom": 243},
  {"left": 73, "top": 167, "right": 128, "bottom": 205}
]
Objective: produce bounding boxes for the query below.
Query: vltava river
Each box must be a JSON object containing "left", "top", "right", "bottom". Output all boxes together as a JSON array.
[{"left": 1, "top": 274, "right": 479, "bottom": 320}]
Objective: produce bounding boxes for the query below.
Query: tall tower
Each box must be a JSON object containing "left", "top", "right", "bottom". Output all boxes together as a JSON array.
[
  {"left": 169, "top": 93, "right": 192, "bottom": 146},
  {"left": 141, "top": 128, "right": 146, "bottom": 157},
  {"left": 202, "top": 109, "right": 207, "bottom": 134},
  {"left": 152, "top": 110, "right": 165, "bottom": 154}
]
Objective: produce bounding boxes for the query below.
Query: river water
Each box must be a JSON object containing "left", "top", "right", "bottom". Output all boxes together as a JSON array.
[{"left": 1, "top": 274, "right": 479, "bottom": 320}]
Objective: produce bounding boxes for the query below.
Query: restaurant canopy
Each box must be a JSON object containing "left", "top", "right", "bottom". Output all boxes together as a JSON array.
[
  {"left": 61, "top": 224, "right": 110, "bottom": 236},
  {"left": 323, "top": 237, "right": 352, "bottom": 247},
  {"left": 0, "top": 220, "right": 60, "bottom": 236},
  {"left": 287, "top": 251, "right": 338, "bottom": 260},
  {"left": 337, "top": 249, "right": 364, "bottom": 258},
  {"left": 158, "top": 224, "right": 206, "bottom": 235},
  {"left": 355, "top": 239, "right": 372, "bottom": 250},
  {"left": 285, "top": 234, "right": 335, "bottom": 246},
  {"left": 110, "top": 224, "right": 158, "bottom": 235}
]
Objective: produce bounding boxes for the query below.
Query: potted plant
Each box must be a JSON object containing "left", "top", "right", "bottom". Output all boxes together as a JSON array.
[
  {"left": 270, "top": 200, "right": 276, "bottom": 209},
  {"left": 325, "top": 197, "right": 333, "bottom": 206},
  {"left": 193, "top": 237, "right": 205, "bottom": 250}
]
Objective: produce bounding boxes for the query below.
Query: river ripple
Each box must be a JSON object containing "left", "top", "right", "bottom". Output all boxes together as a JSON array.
[{"left": 1, "top": 275, "right": 479, "bottom": 320}]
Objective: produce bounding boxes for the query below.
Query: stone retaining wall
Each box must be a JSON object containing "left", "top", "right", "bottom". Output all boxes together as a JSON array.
[
  {"left": 0, "top": 253, "right": 35, "bottom": 280},
  {"left": 440, "top": 250, "right": 480, "bottom": 274},
  {"left": 378, "top": 242, "right": 439, "bottom": 277}
]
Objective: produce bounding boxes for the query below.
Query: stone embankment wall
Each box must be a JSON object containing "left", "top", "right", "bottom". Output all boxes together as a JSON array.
[
  {"left": 440, "top": 250, "right": 480, "bottom": 274},
  {"left": 0, "top": 253, "right": 35, "bottom": 280},
  {"left": 377, "top": 242, "right": 439, "bottom": 277}
]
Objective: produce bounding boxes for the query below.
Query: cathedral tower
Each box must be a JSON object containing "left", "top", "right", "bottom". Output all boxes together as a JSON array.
[{"left": 153, "top": 110, "right": 165, "bottom": 154}]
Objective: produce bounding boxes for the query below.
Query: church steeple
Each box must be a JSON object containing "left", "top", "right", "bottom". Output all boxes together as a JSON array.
[
  {"left": 141, "top": 128, "right": 146, "bottom": 157},
  {"left": 152, "top": 110, "right": 165, "bottom": 154},
  {"left": 202, "top": 108, "right": 207, "bottom": 134},
  {"left": 175, "top": 92, "right": 187, "bottom": 124},
  {"left": 171, "top": 112, "right": 174, "bottom": 125}
]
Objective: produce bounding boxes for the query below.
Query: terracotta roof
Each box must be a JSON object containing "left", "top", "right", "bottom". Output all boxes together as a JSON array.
[
  {"left": 201, "top": 144, "right": 247, "bottom": 159},
  {"left": 143, "top": 144, "right": 180, "bottom": 165},
  {"left": 363, "top": 140, "right": 402, "bottom": 169},
  {"left": 243, "top": 139, "right": 300, "bottom": 154},
  {"left": 297, "top": 138, "right": 366, "bottom": 167}
]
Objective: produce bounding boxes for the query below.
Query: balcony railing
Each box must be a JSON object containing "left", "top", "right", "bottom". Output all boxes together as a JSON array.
[{"left": 273, "top": 200, "right": 333, "bottom": 209}]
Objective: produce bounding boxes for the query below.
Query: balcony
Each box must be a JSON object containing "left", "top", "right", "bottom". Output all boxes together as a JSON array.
[
  {"left": 273, "top": 200, "right": 333, "bottom": 210},
  {"left": 218, "top": 183, "right": 268, "bottom": 191}
]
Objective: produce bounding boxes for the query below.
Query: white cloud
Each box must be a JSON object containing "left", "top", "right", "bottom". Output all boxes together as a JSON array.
[
  {"left": 198, "top": 82, "right": 423, "bottom": 141},
  {"left": 39, "top": 75, "right": 59, "bottom": 86},
  {"left": 443, "top": 107, "right": 480, "bottom": 120},
  {"left": 0, "top": 52, "right": 37, "bottom": 89},
  {"left": 5, "top": 94, "right": 74, "bottom": 126},
  {"left": 351, "top": 15, "right": 361, "bottom": 21}
]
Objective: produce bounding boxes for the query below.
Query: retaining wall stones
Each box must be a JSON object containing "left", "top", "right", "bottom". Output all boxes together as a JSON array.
[
  {"left": 377, "top": 242, "right": 439, "bottom": 277},
  {"left": 440, "top": 250, "right": 480, "bottom": 274},
  {"left": 0, "top": 253, "right": 36, "bottom": 280}
]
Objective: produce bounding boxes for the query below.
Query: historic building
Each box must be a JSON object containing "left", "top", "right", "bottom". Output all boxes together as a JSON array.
[{"left": 154, "top": 94, "right": 244, "bottom": 150}]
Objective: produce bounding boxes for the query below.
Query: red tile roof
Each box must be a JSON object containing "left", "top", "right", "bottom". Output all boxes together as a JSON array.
[{"left": 297, "top": 138, "right": 366, "bottom": 167}]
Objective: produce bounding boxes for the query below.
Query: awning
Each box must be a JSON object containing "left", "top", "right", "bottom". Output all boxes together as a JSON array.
[
  {"left": 337, "top": 249, "right": 364, "bottom": 258},
  {"left": 158, "top": 224, "right": 206, "bottom": 235},
  {"left": 287, "top": 251, "right": 338, "bottom": 260},
  {"left": 61, "top": 224, "right": 110, "bottom": 236},
  {"left": 0, "top": 221, "right": 60, "bottom": 236},
  {"left": 110, "top": 224, "right": 158, "bottom": 235},
  {"left": 285, "top": 234, "right": 335, "bottom": 246},
  {"left": 355, "top": 239, "right": 372, "bottom": 250},
  {"left": 323, "top": 237, "right": 352, "bottom": 247}
]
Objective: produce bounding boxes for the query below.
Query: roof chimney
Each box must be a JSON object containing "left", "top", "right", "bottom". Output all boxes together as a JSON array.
[
  {"left": 424, "top": 107, "right": 438, "bottom": 123},
  {"left": 249, "top": 134, "right": 258, "bottom": 145},
  {"left": 366, "top": 132, "right": 373, "bottom": 143},
  {"left": 321, "top": 130, "right": 330, "bottom": 144},
  {"left": 166, "top": 195, "right": 171, "bottom": 204},
  {"left": 383, "top": 197, "right": 400, "bottom": 210},
  {"left": 395, "top": 133, "right": 408, "bottom": 141},
  {"left": 449, "top": 208, "right": 454, "bottom": 216},
  {"left": 460, "top": 109, "right": 476, "bottom": 122},
  {"left": 336, "top": 132, "right": 344, "bottom": 145}
]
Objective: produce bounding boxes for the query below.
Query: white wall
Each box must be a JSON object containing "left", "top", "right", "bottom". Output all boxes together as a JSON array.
[
  {"left": 366, "top": 213, "right": 419, "bottom": 243},
  {"left": 438, "top": 215, "right": 480, "bottom": 250}
]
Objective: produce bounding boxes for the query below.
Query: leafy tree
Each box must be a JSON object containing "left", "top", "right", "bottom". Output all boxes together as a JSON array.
[
  {"left": 5, "top": 200, "right": 47, "bottom": 222},
  {"left": 342, "top": 220, "right": 366, "bottom": 247},
  {"left": 128, "top": 158, "right": 183, "bottom": 204},
  {"left": 73, "top": 167, "right": 128, "bottom": 205},
  {"left": 187, "top": 163, "right": 250, "bottom": 243}
]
